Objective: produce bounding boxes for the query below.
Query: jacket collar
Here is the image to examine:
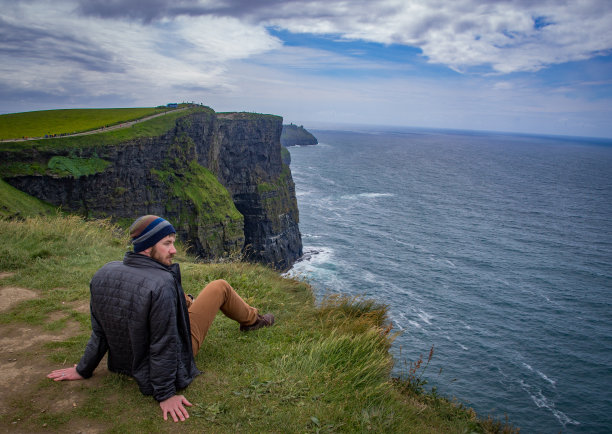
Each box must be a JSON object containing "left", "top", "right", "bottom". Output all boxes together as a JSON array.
[{"left": 123, "top": 252, "right": 181, "bottom": 277}]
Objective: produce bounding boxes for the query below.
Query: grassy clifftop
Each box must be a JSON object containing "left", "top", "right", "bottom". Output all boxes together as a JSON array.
[
  {"left": 0, "top": 214, "right": 516, "bottom": 433},
  {"left": 0, "top": 105, "right": 211, "bottom": 152},
  {"left": 0, "top": 107, "right": 172, "bottom": 141}
]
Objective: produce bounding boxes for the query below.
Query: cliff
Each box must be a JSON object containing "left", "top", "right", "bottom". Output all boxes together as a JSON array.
[
  {"left": 280, "top": 124, "right": 318, "bottom": 146},
  {"left": 0, "top": 106, "right": 302, "bottom": 270}
]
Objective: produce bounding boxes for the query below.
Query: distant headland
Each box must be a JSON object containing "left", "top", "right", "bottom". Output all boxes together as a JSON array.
[{"left": 281, "top": 124, "right": 318, "bottom": 147}]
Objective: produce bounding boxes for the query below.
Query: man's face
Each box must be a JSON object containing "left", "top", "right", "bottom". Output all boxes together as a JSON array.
[{"left": 149, "top": 234, "right": 177, "bottom": 266}]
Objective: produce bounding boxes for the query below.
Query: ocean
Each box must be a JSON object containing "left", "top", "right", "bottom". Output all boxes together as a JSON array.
[{"left": 285, "top": 127, "right": 612, "bottom": 433}]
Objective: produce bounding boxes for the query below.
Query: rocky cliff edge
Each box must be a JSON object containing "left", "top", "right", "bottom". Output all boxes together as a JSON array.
[{"left": 0, "top": 106, "right": 302, "bottom": 271}]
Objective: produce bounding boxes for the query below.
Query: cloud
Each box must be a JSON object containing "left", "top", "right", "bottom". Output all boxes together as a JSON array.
[
  {"left": 0, "top": 0, "right": 280, "bottom": 107},
  {"left": 1, "top": 0, "right": 611, "bottom": 136},
  {"left": 68, "top": 0, "right": 612, "bottom": 74},
  {"left": 261, "top": 0, "right": 612, "bottom": 74}
]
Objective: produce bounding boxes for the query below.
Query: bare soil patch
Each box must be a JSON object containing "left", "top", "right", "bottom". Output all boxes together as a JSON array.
[
  {"left": 0, "top": 321, "right": 83, "bottom": 411},
  {"left": 0, "top": 280, "right": 110, "bottom": 432},
  {"left": 0, "top": 287, "right": 37, "bottom": 313},
  {"left": 68, "top": 300, "right": 90, "bottom": 314},
  {"left": 0, "top": 322, "right": 112, "bottom": 433}
]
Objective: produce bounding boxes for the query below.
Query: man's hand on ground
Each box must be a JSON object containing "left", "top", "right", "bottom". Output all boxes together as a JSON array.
[
  {"left": 46, "top": 364, "right": 84, "bottom": 381},
  {"left": 160, "top": 395, "right": 192, "bottom": 422}
]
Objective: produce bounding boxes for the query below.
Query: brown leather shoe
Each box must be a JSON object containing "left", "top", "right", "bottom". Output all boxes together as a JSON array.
[{"left": 240, "top": 313, "right": 275, "bottom": 331}]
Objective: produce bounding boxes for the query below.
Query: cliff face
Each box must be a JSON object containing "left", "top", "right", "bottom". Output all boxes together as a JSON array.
[
  {"left": 213, "top": 113, "right": 302, "bottom": 270},
  {"left": 1, "top": 108, "right": 303, "bottom": 270}
]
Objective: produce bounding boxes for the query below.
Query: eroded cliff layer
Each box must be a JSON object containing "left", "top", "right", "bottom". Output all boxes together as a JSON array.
[{"left": 0, "top": 106, "right": 303, "bottom": 270}]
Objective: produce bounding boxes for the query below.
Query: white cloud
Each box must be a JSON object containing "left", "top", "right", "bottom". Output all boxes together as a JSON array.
[
  {"left": 1, "top": 0, "right": 611, "bottom": 137},
  {"left": 0, "top": 0, "right": 281, "bottom": 105},
  {"left": 262, "top": 0, "right": 612, "bottom": 73}
]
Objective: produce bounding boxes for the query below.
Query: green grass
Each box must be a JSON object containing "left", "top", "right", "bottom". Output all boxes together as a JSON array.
[
  {"left": 0, "top": 214, "right": 518, "bottom": 433},
  {"left": 0, "top": 178, "right": 59, "bottom": 219},
  {"left": 47, "top": 156, "right": 112, "bottom": 178},
  {"left": 0, "top": 107, "right": 169, "bottom": 140},
  {"left": 0, "top": 106, "right": 212, "bottom": 153},
  {"left": 152, "top": 159, "right": 243, "bottom": 228}
]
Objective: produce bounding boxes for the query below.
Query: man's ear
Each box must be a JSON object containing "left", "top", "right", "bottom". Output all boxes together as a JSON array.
[{"left": 140, "top": 246, "right": 153, "bottom": 257}]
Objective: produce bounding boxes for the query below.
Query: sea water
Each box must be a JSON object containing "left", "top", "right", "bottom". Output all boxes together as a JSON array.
[{"left": 285, "top": 127, "right": 612, "bottom": 433}]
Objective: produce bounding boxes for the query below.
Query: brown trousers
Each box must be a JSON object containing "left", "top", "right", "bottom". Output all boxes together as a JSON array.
[{"left": 186, "top": 279, "right": 259, "bottom": 355}]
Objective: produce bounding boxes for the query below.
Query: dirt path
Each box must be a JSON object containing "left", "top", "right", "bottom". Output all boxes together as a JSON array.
[
  {"left": 1, "top": 107, "right": 188, "bottom": 143},
  {"left": 0, "top": 272, "right": 111, "bottom": 432}
]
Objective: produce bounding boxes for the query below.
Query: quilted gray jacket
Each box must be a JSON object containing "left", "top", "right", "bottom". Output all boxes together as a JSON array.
[{"left": 76, "top": 252, "right": 200, "bottom": 401}]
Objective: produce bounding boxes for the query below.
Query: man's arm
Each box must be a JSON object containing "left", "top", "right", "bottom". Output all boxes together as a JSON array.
[
  {"left": 150, "top": 301, "right": 193, "bottom": 422},
  {"left": 75, "top": 311, "right": 109, "bottom": 378},
  {"left": 148, "top": 284, "right": 193, "bottom": 422},
  {"left": 47, "top": 308, "right": 108, "bottom": 381}
]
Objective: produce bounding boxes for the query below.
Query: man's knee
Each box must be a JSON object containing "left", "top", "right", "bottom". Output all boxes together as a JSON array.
[{"left": 202, "top": 279, "right": 231, "bottom": 297}]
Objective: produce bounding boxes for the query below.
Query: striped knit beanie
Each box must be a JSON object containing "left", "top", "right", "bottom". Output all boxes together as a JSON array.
[{"left": 129, "top": 215, "right": 176, "bottom": 253}]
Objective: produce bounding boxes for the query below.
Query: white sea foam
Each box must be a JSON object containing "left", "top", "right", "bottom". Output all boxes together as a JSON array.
[
  {"left": 537, "top": 370, "right": 557, "bottom": 386},
  {"left": 524, "top": 386, "right": 580, "bottom": 428},
  {"left": 362, "top": 270, "right": 377, "bottom": 283},
  {"left": 296, "top": 190, "right": 314, "bottom": 198},
  {"left": 522, "top": 362, "right": 556, "bottom": 386},
  {"left": 417, "top": 310, "right": 433, "bottom": 325},
  {"left": 408, "top": 320, "right": 422, "bottom": 329},
  {"left": 460, "top": 321, "right": 472, "bottom": 330},
  {"left": 393, "top": 319, "right": 405, "bottom": 331},
  {"left": 302, "top": 233, "right": 322, "bottom": 239},
  {"left": 302, "top": 246, "right": 334, "bottom": 264},
  {"left": 341, "top": 192, "right": 395, "bottom": 200},
  {"left": 282, "top": 246, "right": 335, "bottom": 279}
]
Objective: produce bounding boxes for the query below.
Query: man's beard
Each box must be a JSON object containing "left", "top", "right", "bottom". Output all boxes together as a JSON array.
[{"left": 151, "top": 246, "right": 174, "bottom": 266}]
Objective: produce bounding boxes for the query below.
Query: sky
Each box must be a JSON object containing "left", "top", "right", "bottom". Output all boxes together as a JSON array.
[{"left": 1, "top": 0, "right": 612, "bottom": 138}]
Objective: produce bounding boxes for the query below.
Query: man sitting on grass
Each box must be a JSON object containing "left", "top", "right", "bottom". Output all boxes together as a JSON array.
[{"left": 47, "top": 215, "right": 274, "bottom": 422}]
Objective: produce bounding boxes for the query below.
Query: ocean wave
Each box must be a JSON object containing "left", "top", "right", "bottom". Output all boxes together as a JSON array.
[
  {"left": 302, "top": 233, "right": 322, "bottom": 239},
  {"left": 299, "top": 246, "right": 334, "bottom": 264},
  {"left": 341, "top": 192, "right": 395, "bottom": 200},
  {"left": 417, "top": 309, "right": 433, "bottom": 325},
  {"left": 282, "top": 246, "right": 335, "bottom": 279},
  {"left": 408, "top": 320, "right": 422, "bottom": 329},
  {"left": 296, "top": 190, "right": 314, "bottom": 197},
  {"left": 459, "top": 320, "right": 472, "bottom": 330},
  {"left": 522, "top": 362, "right": 557, "bottom": 386},
  {"left": 521, "top": 383, "right": 580, "bottom": 428},
  {"left": 392, "top": 319, "right": 406, "bottom": 331}
]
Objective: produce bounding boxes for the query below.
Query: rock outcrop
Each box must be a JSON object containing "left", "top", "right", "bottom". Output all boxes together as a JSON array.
[
  {"left": 280, "top": 124, "right": 318, "bottom": 147},
  {"left": 0, "top": 106, "right": 303, "bottom": 270}
]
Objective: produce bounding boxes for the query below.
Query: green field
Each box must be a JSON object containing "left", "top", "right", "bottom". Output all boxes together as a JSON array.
[
  {"left": 0, "top": 106, "right": 212, "bottom": 153},
  {"left": 0, "top": 107, "right": 171, "bottom": 140}
]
